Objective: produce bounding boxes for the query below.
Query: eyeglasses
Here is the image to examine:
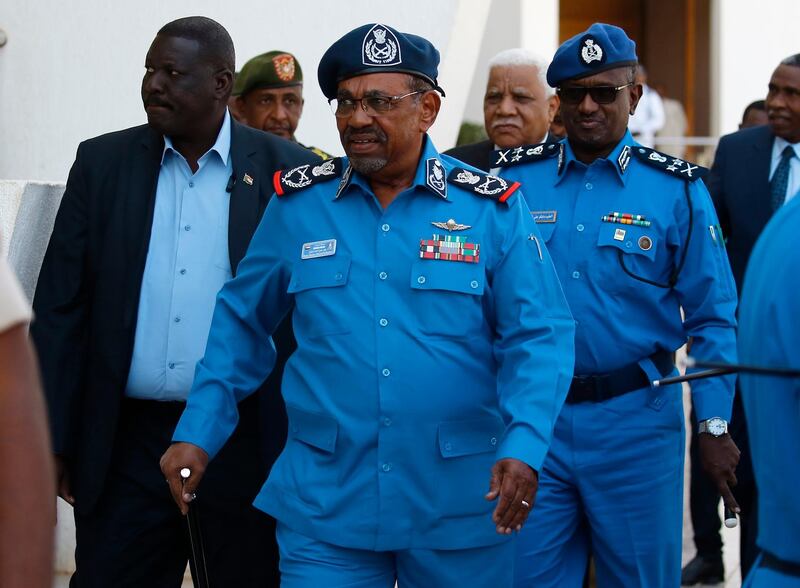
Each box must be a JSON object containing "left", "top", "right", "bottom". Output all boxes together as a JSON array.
[
  {"left": 556, "top": 83, "right": 634, "bottom": 105},
  {"left": 329, "top": 90, "right": 424, "bottom": 117}
]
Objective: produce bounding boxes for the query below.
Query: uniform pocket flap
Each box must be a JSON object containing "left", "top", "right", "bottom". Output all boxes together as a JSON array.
[
  {"left": 286, "top": 404, "right": 339, "bottom": 453},
  {"left": 438, "top": 417, "right": 503, "bottom": 458},
  {"left": 288, "top": 254, "right": 351, "bottom": 293},
  {"left": 533, "top": 220, "right": 556, "bottom": 242},
  {"left": 596, "top": 224, "right": 656, "bottom": 260},
  {"left": 410, "top": 259, "right": 485, "bottom": 295}
]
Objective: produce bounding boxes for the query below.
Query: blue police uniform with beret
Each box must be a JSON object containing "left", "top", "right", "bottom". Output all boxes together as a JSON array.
[
  {"left": 497, "top": 23, "right": 738, "bottom": 588},
  {"left": 739, "top": 192, "right": 800, "bottom": 587},
  {"left": 173, "top": 23, "right": 575, "bottom": 587}
]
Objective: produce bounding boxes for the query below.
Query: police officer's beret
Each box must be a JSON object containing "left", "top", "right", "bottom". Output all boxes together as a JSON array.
[
  {"left": 317, "top": 23, "right": 445, "bottom": 99},
  {"left": 546, "top": 22, "right": 638, "bottom": 87},
  {"left": 233, "top": 50, "right": 303, "bottom": 96}
]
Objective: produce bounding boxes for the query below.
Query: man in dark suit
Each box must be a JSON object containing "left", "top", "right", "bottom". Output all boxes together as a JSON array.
[
  {"left": 444, "top": 48, "right": 559, "bottom": 172},
  {"left": 31, "top": 16, "right": 316, "bottom": 587},
  {"left": 682, "top": 53, "right": 800, "bottom": 585}
]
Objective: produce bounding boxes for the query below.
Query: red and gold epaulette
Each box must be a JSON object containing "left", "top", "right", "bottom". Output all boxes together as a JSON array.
[
  {"left": 273, "top": 158, "right": 343, "bottom": 196},
  {"left": 447, "top": 167, "right": 521, "bottom": 205}
]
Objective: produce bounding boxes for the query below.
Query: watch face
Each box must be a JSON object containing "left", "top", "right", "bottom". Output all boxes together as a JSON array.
[{"left": 708, "top": 418, "right": 726, "bottom": 435}]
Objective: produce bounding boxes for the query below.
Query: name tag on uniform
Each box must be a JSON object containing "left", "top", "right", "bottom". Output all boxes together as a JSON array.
[
  {"left": 532, "top": 210, "right": 558, "bottom": 223},
  {"left": 301, "top": 239, "right": 337, "bottom": 260}
]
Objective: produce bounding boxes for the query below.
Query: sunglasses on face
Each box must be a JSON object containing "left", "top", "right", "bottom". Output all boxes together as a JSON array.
[{"left": 556, "top": 82, "right": 634, "bottom": 105}]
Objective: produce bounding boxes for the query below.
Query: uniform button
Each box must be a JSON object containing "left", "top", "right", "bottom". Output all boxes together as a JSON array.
[
  {"left": 382, "top": 368, "right": 391, "bottom": 377},
  {"left": 577, "top": 224, "right": 585, "bottom": 232},
  {"left": 379, "top": 318, "right": 389, "bottom": 327},
  {"left": 417, "top": 276, "right": 426, "bottom": 284},
  {"left": 382, "top": 417, "right": 392, "bottom": 427},
  {"left": 168, "top": 362, "right": 175, "bottom": 369},
  {"left": 335, "top": 272, "right": 343, "bottom": 281},
  {"left": 626, "top": 241, "right": 632, "bottom": 248},
  {"left": 585, "top": 182, "right": 593, "bottom": 190},
  {"left": 184, "top": 225, "right": 191, "bottom": 231},
  {"left": 179, "top": 268, "right": 187, "bottom": 275},
  {"left": 381, "top": 462, "right": 392, "bottom": 472},
  {"left": 572, "top": 271, "right": 581, "bottom": 279},
  {"left": 490, "top": 437, "right": 497, "bottom": 446},
  {"left": 188, "top": 182, "right": 194, "bottom": 188},
  {"left": 444, "top": 442, "right": 452, "bottom": 451},
  {"left": 381, "top": 223, "right": 391, "bottom": 232},
  {"left": 174, "top": 316, "right": 181, "bottom": 323},
  {"left": 470, "top": 280, "right": 479, "bottom": 289},
  {"left": 379, "top": 271, "right": 388, "bottom": 280}
]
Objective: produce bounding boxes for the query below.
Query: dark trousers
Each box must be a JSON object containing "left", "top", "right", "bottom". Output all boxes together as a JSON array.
[
  {"left": 689, "top": 391, "right": 758, "bottom": 577},
  {"left": 71, "top": 397, "right": 280, "bottom": 588}
]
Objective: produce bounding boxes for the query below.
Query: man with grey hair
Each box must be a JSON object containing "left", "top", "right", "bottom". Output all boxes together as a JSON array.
[{"left": 445, "top": 48, "right": 559, "bottom": 172}]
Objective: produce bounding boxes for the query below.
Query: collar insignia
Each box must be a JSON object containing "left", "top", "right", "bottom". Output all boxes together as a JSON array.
[
  {"left": 617, "top": 145, "right": 631, "bottom": 174},
  {"left": 425, "top": 158, "right": 447, "bottom": 199}
]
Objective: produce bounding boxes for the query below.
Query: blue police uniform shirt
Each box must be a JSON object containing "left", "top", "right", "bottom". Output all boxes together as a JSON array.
[
  {"left": 499, "top": 132, "right": 737, "bottom": 421},
  {"left": 739, "top": 191, "right": 800, "bottom": 564},
  {"left": 173, "top": 136, "right": 575, "bottom": 551},
  {"left": 126, "top": 111, "right": 233, "bottom": 401}
]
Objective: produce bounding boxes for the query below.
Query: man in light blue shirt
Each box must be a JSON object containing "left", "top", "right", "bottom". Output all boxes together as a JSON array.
[
  {"left": 161, "top": 23, "right": 575, "bottom": 587},
  {"left": 32, "top": 16, "right": 316, "bottom": 586}
]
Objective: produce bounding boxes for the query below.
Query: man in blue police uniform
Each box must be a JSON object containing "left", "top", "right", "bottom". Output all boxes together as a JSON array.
[
  {"left": 738, "top": 189, "right": 800, "bottom": 587},
  {"left": 160, "top": 23, "right": 575, "bottom": 587},
  {"left": 495, "top": 23, "right": 740, "bottom": 587}
]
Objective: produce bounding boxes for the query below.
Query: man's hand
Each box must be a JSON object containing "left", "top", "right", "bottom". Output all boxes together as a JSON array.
[
  {"left": 160, "top": 442, "right": 209, "bottom": 516},
  {"left": 698, "top": 433, "right": 741, "bottom": 514},
  {"left": 54, "top": 455, "right": 74, "bottom": 505},
  {"left": 485, "top": 458, "right": 538, "bottom": 534}
]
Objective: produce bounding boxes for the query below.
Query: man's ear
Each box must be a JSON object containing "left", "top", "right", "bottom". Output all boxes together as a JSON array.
[
  {"left": 418, "top": 91, "right": 441, "bottom": 133},
  {"left": 628, "top": 83, "right": 643, "bottom": 115},
  {"left": 547, "top": 94, "right": 560, "bottom": 123},
  {"left": 214, "top": 69, "right": 234, "bottom": 100}
]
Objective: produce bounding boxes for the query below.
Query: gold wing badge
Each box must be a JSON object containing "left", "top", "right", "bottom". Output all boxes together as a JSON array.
[{"left": 431, "top": 219, "right": 471, "bottom": 232}]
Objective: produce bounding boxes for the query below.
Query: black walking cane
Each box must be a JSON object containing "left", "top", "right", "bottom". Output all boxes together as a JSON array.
[
  {"left": 651, "top": 356, "right": 800, "bottom": 528},
  {"left": 181, "top": 467, "right": 211, "bottom": 588}
]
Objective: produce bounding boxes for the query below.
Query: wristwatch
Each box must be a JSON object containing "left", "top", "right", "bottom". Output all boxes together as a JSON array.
[{"left": 698, "top": 417, "right": 728, "bottom": 437}]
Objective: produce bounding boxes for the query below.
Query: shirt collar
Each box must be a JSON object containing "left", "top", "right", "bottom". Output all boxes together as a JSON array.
[
  {"left": 161, "top": 109, "right": 232, "bottom": 166},
  {"left": 554, "top": 130, "right": 634, "bottom": 187},
  {"left": 335, "top": 135, "right": 449, "bottom": 201}
]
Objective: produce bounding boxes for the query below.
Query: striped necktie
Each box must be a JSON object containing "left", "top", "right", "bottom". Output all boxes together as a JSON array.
[{"left": 770, "top": 145, "right": 795, "bottom": 212}]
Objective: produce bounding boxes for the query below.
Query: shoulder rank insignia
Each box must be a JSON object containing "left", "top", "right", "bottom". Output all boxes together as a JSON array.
[
  {"left": 492, "top": 142, "right": 560, "bottom": 168},
  {"left": 447, "top": 167, "right": 520, "bottom": 204},
  {"left": 631, "top": 147, "right": 707, "bottom": 182},
  {"left": 273, "top": 158, "right": 343, "bottom": 196}
]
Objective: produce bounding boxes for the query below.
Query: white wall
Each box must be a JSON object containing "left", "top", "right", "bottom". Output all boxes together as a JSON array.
[
  {"left": 462, "top": 0, "right": 559, "bottom": 127},
  {"left": 0, "top": 0, "right": 495, "bottom": 183},
  {"left": 711, "top": 0, "right": 800, "bottom": 136}
]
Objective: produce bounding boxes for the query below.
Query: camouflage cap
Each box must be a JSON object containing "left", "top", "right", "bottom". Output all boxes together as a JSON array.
[{"left": 233, "top": 50, "right": 303, "bottom": 96}]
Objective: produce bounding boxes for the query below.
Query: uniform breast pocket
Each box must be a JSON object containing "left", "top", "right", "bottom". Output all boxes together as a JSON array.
[
  {"left": 288, "top": 254, "right": 352, "bottom": 338},
  {"left": 595, "top": 223, "right": 668, "bottom": 293},
  {"left": 409, "top": 259, "right": 486, "bottom": 339}
]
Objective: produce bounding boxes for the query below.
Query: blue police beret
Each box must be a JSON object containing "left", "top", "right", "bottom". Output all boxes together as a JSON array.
[
  {"left": 546, "top": 22, "right": 638, "bottom": 87},
  {"left": 317, "top": 23, "right": 445, "bottom": 99}
]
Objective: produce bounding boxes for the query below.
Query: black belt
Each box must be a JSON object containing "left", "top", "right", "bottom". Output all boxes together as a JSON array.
[
  {"left": 566, "top": 350, "right": 674, "bottom": 404},
  {"left": 763, "top": 550, "right": 800, "bottom": 576}
]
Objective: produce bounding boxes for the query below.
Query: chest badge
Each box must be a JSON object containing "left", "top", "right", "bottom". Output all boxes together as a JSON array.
[
  {"left": 420, "top": 234, "right": 479, "bottom": 264},
  {"left": 638, "top": 235, "right": 653, "bottom": 251},
  {"left": 431, "top": 218, "right": 471, "bottom": 232},
  {"left": 613, "top": 228, "right": 626, "bottom": 241},
  {"left": 601, "top": 211, "right": 652, "bottom": 228},
  {"left": 301, "top": 239, "right": 337, "bottom": 260}
]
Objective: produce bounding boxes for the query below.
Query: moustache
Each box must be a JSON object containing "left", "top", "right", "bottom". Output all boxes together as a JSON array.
[
  {"left": 490, "top": 118, "right": 521, "bottom": 129},
  {"left": 144, "top": 97, "right": 172, "bottom": 109},
  {"left": 343, "top": 126, "right": 388, "bottom": 143}
]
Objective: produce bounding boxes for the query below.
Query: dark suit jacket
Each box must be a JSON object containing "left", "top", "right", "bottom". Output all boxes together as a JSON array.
[
  {"left": 443, "top": 139, "right": 494, "bottom": 172},
  {"left": 706, "top": 124, "right": 774, "bottom": 294},
  {"left": 32, "top": 120, "right": 317, "bottom": 514}
]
